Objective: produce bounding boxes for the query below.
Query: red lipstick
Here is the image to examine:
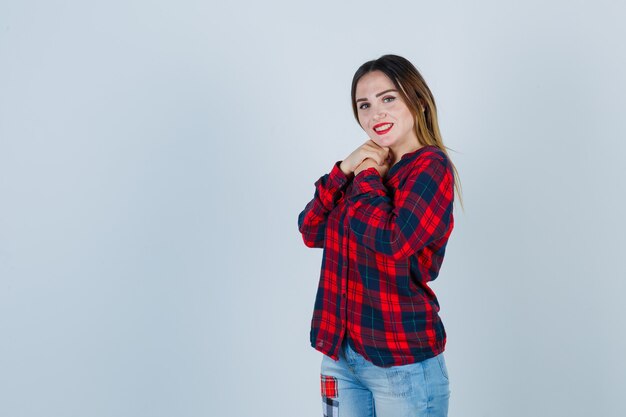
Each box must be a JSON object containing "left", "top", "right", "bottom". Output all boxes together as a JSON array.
[{"left": 373, "top": 122, "right": 393, "bottom": 135}]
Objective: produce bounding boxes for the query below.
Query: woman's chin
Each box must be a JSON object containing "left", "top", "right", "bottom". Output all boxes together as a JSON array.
[{"left": 372, "top": 136, "right": 393, "bottom": 148}]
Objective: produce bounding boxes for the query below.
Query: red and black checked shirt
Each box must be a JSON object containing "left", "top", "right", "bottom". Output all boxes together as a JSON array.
[{"left": 298, "top": 145, "right": 454, "bottom": 367}]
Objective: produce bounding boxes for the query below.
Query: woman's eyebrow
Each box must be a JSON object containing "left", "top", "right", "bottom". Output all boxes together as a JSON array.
[{"left": 356, "top": 89, "right": 398, "bottom": 103}]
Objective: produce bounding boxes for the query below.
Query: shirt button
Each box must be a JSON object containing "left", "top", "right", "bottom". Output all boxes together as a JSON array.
[{"left": 342, "top": 293, "right": 346, "bottom": 298}]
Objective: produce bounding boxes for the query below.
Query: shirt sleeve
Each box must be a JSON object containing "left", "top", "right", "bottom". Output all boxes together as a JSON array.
[
  {"left": 297, "top": 161, "right": 353, "bottom": 248},
  {"left": 345, "top": 156, "right": 454, "bottom": 260}
]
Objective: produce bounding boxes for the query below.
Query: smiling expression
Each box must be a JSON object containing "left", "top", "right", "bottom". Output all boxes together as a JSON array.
[{"left": 355, "top": 70, "right": 420, "bottom": 157}]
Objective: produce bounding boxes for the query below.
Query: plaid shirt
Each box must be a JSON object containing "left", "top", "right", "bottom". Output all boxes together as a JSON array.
[{"left": 298, "top": 145, "right": 455, "bottom": 367}]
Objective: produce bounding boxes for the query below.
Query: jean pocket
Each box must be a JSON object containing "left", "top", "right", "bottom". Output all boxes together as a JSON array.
[{"left": 436, "top": 354, "right": 449, "bottom": 381}]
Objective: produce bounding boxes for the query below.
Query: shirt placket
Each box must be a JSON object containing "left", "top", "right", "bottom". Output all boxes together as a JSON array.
[{"left": 338, "top": 192, "right": 349, "bottom": 343}]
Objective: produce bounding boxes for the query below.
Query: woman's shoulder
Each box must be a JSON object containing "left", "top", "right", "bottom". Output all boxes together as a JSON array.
[
  {"left": 390, "top": 146, "right": 450, "bottom": 187},
  {"left": 410, "top": 145, "right": 449, "bottom": 167}
]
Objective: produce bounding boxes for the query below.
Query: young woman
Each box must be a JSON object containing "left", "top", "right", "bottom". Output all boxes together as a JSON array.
[{"left": 297, "top": 54, "right": 463, "bottom": 417}]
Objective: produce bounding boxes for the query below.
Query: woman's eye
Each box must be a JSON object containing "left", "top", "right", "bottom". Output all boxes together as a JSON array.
[{"left": 358, "top": 96, "right": 394, "bottom": 110}]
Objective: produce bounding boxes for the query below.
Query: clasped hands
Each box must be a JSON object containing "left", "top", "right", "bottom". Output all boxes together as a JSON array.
[{"left": 339, "top": 139, "right": 393, "bottom": 178}]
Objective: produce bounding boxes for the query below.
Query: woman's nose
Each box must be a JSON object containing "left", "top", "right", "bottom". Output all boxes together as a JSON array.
[{"left": 373, "top": 110, "right": 386, "bottom": 120}]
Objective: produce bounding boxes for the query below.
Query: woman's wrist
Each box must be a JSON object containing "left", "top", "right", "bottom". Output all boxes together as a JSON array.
[{"left": 339, "top": 160, "right": 353, "bottom": 176}]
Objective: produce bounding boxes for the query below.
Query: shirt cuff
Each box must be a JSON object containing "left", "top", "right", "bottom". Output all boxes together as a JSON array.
[
  {"left": 348, "top": 167, "right": 386, "bottom": 198},
  {"left": 328, "top": 160, "right": 353, "bottom": 187}
]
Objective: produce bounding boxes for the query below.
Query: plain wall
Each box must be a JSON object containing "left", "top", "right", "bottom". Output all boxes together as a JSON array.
[{"left": 1, "top": 1, "right": 625, "bottom": 416}]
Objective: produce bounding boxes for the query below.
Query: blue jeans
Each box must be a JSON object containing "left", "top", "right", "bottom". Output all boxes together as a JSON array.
[{"left": 320, "top": 338, "right": 450, "bottom": 417}]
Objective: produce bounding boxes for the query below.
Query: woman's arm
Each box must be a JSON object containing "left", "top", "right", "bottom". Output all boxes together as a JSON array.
[
  {"left": 346, "top": 156, "right": 454, "bottom": 260},
  {"left": 297, "top": 161, "right": 353, "bottom": 248}
]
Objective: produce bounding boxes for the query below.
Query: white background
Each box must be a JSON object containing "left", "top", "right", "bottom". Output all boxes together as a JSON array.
[{"left": 1, "top": 1, "right": 625, "bottom": 416}]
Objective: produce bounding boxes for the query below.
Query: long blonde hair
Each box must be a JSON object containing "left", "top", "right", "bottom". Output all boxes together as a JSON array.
[{"left": 350, "top": 54, "right": 464, "bottom": 211}]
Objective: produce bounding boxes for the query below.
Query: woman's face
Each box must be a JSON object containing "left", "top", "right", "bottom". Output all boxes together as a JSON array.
[{"left": 355, "top": 70, "right": 419, "bottom": 153}]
